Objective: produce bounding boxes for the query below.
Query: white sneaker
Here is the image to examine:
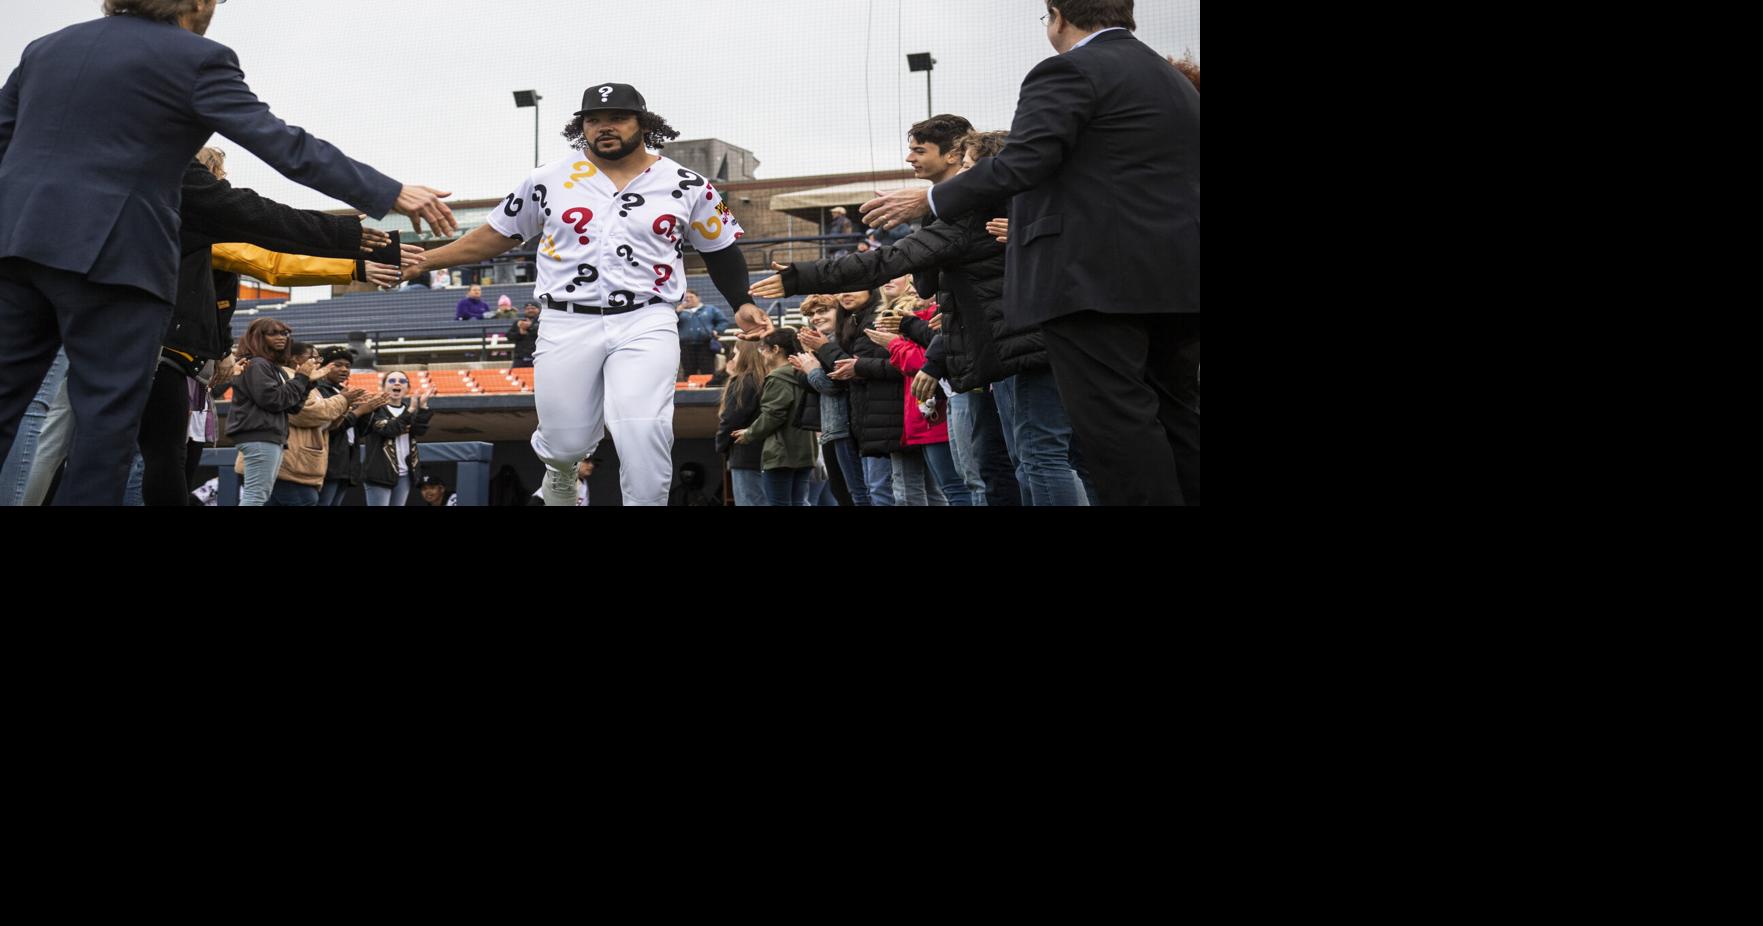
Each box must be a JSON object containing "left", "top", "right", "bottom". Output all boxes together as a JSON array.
[{"left": 543, "top": 463, "right": 578, "bottom": 507}]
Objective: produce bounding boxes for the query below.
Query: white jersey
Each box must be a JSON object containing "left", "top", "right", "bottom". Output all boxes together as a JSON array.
[{"left": 487, "top": 153, "right": 744, "bottom": 308}]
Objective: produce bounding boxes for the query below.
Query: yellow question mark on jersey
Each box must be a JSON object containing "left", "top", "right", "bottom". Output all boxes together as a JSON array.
[{"left": 563, "top": 161, "right": 598, "bottom": 189}]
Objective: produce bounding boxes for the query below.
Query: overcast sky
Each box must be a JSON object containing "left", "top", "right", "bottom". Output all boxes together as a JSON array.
[{"left": 5, "top": 0, "right": 1199, "bottom": 211}]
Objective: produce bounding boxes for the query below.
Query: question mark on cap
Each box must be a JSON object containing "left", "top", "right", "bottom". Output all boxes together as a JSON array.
[
  {"left": 563, "top": 161, "right": 597, "bottom": 189},
  {"left": 531, "top": 184, "right": 550, "bottom": 216},
  {"left": 673, "top": 169, "right": 706, "bottom": 199},
  {"left": 561, "top": 207, "right": 593, "bottom": 244},
  {"left": 599, "top": 85, "right": 613, "bottom": 103},
  {"left": 652, "top": 264, "right": 674, "bottom": 290},
  {"left": 616, "top": 244, "right": 639, "bottom": 267},
  {"left": 618, "top": 192, "right": 646, "bottom": 217},
  {"left": 652, "top": 215, "right": 679, "bottom": 240},
  {"left": 566, "top": 262, "right": 599, "bottom": 293}
]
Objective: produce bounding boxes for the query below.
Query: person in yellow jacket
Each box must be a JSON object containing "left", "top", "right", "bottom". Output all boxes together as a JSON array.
[{"left": 155, "top": 248, "right": 395, "bottom": 505}]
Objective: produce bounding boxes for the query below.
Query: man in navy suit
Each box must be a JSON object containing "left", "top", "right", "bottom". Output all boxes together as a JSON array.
[
  {"left": 0, "top": 0, "right": 458, "bottom": 504},
  {"left": 862, "top": 1, "right": 1200, "bottom": 506}
]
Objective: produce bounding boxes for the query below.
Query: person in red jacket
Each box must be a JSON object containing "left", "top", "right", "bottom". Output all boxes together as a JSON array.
[{"left": 865, "top": 294, "right": 973, "bottom": 505}]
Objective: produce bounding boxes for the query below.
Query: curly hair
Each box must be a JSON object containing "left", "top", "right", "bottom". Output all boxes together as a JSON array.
[{"left": 561, "top": 112, "right": 681, "bottom": 152}]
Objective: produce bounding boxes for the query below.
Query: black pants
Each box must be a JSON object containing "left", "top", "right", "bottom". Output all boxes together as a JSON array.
[
  {"left": 185, "top": 441, "right": 204, "bottom": 494},
  {"left": 0, "top": 259, "right": 174, "bottom": 505},
  {"left": 139, "top": 363, "right": 196, "bottom": 507},
  {"left": 822, "top": 441, "right": 855, "bottom": 507},
  {"left": 1041, "top": 311, "right": 1200, "bottom": 506}
]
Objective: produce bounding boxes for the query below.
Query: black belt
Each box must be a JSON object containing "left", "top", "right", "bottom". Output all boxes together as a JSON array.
[{"left": 543, "top": 294, "right": 665, "bottom": 315}]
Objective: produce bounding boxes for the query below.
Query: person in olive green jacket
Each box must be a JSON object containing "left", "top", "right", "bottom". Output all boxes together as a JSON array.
[{"left": 734, "top": 328, "right": 816, "bottom": 506}]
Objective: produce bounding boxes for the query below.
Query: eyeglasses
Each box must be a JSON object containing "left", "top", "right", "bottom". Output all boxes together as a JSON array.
[
  {"left": 1039, "top": 12, "right": 1049, "bottom": 24},
  {"left": 385, "top": 377, "right": 409, "bottom": 384}
]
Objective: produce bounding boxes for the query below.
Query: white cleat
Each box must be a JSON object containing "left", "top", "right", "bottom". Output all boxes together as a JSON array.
[{"left": 543, "top": 463, "right": 579, "bottom": 507}]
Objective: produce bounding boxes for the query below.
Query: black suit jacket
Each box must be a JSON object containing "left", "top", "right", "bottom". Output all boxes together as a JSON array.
[
  {"left": 930, "top": 30, "right": 1200, "bottom": 327},
  {"left": 0, "top": 14, "right": 399, "bottom": 303}
]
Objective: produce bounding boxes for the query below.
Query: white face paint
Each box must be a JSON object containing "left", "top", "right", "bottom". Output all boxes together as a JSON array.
[{"left": 599, "top": 85, "right": 613, "bottom": 103}]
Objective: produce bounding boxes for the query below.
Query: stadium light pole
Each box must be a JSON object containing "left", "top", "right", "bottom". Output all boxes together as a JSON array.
[
  {"left": 513, "top": 90, "right": 542, "bottom": 167},
  {"left": 907, "top": 53, "right": 935, "bottom": 119}
]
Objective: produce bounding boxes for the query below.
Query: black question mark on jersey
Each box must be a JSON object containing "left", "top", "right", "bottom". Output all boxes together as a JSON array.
[
  {"left": 501, "top": 192, "right": 523, "bottom": 217},
  {"left": 674, "top": 169, "right": 706, "bottom": 199},
  {"left": 566, "top": 262, "right": 599, "bottom": 293},
  {"left": 605, "top": 290, "right": 637, "bottom": 308},
  {"left": 618, "top": 192, "right": 646, "bottom": 217},
  {"left": 616, "top": 244, "right": 639, "bottom": 267},
  {"left": 532, "top": 184, "right": 550, "bottom": 216},
  {"left": 673, "top": 238, "right": 684, "bottom": 257}
]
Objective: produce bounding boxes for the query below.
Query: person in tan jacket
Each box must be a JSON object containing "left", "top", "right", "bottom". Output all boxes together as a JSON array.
[{"left": 233, "top": 342, "right": 364, "bottom": 505}]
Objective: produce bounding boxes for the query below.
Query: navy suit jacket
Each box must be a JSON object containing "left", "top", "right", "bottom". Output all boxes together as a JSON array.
[
  {"left": 0, "top": 14, "right": 400, "bottom": 303},
  {"left": 930, "top": 30, "right": 1200, "bottom": 328}
]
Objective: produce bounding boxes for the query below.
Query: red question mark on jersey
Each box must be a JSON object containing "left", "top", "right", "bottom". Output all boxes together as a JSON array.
[
  {"left": 561, "top": 207, "right": 593, "bottom": 245},
  {"left": 652, "top": 264, "right": 673, "bottom": 290},
  {"left": 652, "top": 214, "right": 679, "bottom": 240}
]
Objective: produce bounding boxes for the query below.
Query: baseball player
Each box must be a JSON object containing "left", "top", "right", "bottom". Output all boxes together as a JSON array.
[{"left": 406, "top": 83, "right": 761, "bottom": 505}]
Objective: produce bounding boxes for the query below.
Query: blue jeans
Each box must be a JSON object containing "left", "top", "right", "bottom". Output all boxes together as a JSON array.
[
  {"left": 364, "top": 477, "right": 411, "bottom": 507},
  {"left": 267, "top": 480, "right": 319, "bottom": 506},
  {"left": 946, "top": 390, "right": 987, "bottom": 505},
  {"left": 730, "top": 467, "right": 765, "bottom": 507},
  {"left": 920, "top": 441, "right": 974, "bottom": 506},
  {"left": 236, "top": 441, "right": 284, "bottom": 507},
  {"left": 0, "top": 348, "right": 70, "bottom": 506},
  {"left": 319, "top": 479, "right": 351, "bottom": 506},
  {"left": 959, "top": 386, "right": 1021, "bottom": 507},
  {"left": 831, "top": 438, "right": 869, "bottom": 506},
  {"left": 861, "top": 454, "right": 895, "bottom": 506},
  {"left": 123, "top": 451, "right": 144, "bottom": 507},
  {"left": 1066, "top": 435, "right": 1103, "bottom": 508},
  {"left": 893, "top": 449, "right": 929, "bottom": 506},
  {"left": 761, "top": 467, "right": 811, "bottom": 506},
  {"left": 993, "top": 369, "right": 1087, "bottom": 506}
]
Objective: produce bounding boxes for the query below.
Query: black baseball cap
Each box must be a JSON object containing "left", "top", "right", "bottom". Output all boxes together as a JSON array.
[
  {"left": 575, "top": 83, "right": 648, "bottom": 115},
  {"left": 419, "top": 475, "right": 447, "bottom": 488}
]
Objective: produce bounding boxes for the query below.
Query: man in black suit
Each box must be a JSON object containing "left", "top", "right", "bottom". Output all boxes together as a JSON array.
[
  {"left": 0, "top": 0, "right": 457, "bottom": 504},
  {"left": 862, "top": 1, "right": 1200, "bottom": 506}
]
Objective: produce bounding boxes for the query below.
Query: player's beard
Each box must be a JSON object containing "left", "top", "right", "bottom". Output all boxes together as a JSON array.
[{"left": 593, "top": 132, "right": 643, "bottom": 161}]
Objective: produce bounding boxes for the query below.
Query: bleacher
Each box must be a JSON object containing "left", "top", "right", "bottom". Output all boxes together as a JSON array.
[
  {"left": 230, "top": 273, "right": 812, "bottom": 345},
  {"left": 214, "top": 365, "right": 538, "bottom": 403}
]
